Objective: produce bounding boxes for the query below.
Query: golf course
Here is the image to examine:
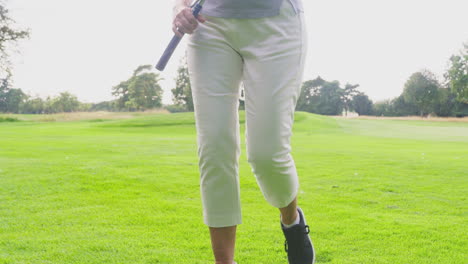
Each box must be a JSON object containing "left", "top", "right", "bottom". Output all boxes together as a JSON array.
[{"left": 0, "top": 111, "right": 466, "bottom": 264}]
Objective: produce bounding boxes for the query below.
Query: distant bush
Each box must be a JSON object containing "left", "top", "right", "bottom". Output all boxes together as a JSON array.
[
  {"left": 0, "top": 117, "right": 19, "bottom": 122},
  {"left": 164, "top": 104, "right": 191, "bottom": 113},
  {"left": 453, "top": 102, "right": 468, "bottom": 117}
]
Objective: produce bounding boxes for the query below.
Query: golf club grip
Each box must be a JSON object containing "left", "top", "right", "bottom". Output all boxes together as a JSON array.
[
  {"left": 155, "top": 3, "right": 203, "bottom": 71},
  {"left": 156, "top": 35, "right": 183, "bottom": 71}
]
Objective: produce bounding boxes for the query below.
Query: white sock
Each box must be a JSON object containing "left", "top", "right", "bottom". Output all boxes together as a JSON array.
[{"left": 281, "top": 211, "right": 300, "bottom": 228}]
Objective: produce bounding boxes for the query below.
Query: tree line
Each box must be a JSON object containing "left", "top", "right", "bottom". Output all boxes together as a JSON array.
[
  {"left": 0, "top": 3, "right": 466, "bottom": 116},
  {"left": 1, "top": 51, "right": 467, "bottom": 116},
  {"left": 170, "top": 46, "right": 467, "bottom": 117}
]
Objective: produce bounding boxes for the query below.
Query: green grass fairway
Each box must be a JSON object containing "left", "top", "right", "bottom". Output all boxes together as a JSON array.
[{"left": 0, "top": 111, "right": 466, "bottom": 264}]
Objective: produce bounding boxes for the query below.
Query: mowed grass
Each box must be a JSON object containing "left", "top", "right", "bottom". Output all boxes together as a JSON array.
[{"left": 0, "top": 111, "right": 466, "bottom": 264}]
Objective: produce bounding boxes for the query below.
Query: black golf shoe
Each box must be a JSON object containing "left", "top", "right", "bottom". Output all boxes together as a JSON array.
[{"left": 281, "top": 207, "right": 316, "bottom": 264}]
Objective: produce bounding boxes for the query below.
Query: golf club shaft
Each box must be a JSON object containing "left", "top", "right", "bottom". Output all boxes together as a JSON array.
[{"left": 155, "top": 2, "right": 203, "bottom": 71}]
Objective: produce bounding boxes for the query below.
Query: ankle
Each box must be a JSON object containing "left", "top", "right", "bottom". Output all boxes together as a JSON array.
[{"left": 281, "top": 210, "right": 299, "bottom": 225}]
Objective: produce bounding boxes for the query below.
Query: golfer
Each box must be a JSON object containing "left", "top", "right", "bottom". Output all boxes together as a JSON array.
[{"left": 173, "top": 0, "right": 314, "bottom": 263}]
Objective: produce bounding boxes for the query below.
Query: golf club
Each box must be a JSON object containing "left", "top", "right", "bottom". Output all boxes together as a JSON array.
[{"left": 155, "top": 0, "right": 206, "bottom": 71}]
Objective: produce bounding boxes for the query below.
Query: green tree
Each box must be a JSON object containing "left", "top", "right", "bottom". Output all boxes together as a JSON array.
[
  {"left": 0, "top": 72, "right": 26, "bottom": 113},
  {"left": 78, "top": 102, "right": 92, "bottom": 112},
  {"left": 41, "top": 92, "right": 80, "bottom": 113},
  {"left": 4, "top": 88, "right": 25, "bottom": 113},
  {"left": 1, "top": 3, "right": 29, "bottom": 77},
  {"left": 351, "top": 92, "right": 373, "bottom": 115},
  {"left": 373, "top": 100, "right": 392, "bottom": 116},
  {"left": 432, "top": 87, "right": 457, "bottom": 117},
  {"left": 391, "top": 95, "right": 419, "bottom": 116},
  {"left": 445, "top": 43, "right": 467, "bottom": 104},
  {"left": 0, "top": 2, "right": 29, "bottom": 113},
  {"left": 90, "top": 100, "right": 117, "bottom": 112},
  {"left": 402, "top": 71, "right": 440, "bottom": 116},
  {"left": 296, "top": 77, "right": 324, "bottom": 113},
  {"left": 313, "top": 80, "right": 344, "bottom": 115},
  {"left": 20, "top": 96, "right": 45, "bottom": 114},
  {"left": 297, "top": 77, "right": 363, "bottom": 115},
  {"left": 172, "top": 58, "right": 193, "bottom": 111},
  {"left": 112, "top": 65, "right": 163, "bottom": 111},
  {"left": 54, "top": 92, "right": 80, "bottom": 112},
  {"left": 341, "top": 83, "right": 360, "bottom": 116},
  {"left": 452, "top": 101, "right": 468, "bottom": 117},
  {"left": 112, "top": 79, "right": 130, "bottom": 110},
  {"left": 0, "top": 70, "right": 10, "bottom": 112}
]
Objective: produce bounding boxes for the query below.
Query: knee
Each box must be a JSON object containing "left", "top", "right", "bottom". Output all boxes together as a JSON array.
[
  {"left": 247, "top": 150, "right": 291, "bottom": 174},
  {"left": 247, "top": 151, "right": 272, "bottom": 167}
]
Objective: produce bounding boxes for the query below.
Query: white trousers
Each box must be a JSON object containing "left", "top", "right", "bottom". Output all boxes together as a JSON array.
[{"left": 187, "top": 0, "right": 307, "bottom": 228}]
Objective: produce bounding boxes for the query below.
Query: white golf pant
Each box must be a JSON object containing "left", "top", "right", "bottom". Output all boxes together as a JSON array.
[{"left": 187, "top": 0, "right": 307, "bottom": 228}]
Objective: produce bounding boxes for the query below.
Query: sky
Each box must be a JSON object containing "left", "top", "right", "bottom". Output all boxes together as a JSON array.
[{"left": 5, "top": 0, "right": 468, "bottom": 105}]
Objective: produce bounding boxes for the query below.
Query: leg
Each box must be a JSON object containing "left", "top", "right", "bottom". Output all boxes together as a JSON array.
[
  {"left": 235, "top": 2, "right": 315, "bottom": 262},
  {"left": 210, "top": 226, "right": 237, "bottom": 264},
  {"left": 279, "top": 196, "right": 298, "bottom": 225},
  {"left": 239, "top": 0, "right": 307, "bottom": 210},
  {"left": 187, "top": 16, "right": 244, "bottom": 263}
]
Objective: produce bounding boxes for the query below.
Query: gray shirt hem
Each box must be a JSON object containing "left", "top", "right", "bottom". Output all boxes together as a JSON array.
[{"left": 200, "top": 9, "right": 281, "bottom": 19}]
